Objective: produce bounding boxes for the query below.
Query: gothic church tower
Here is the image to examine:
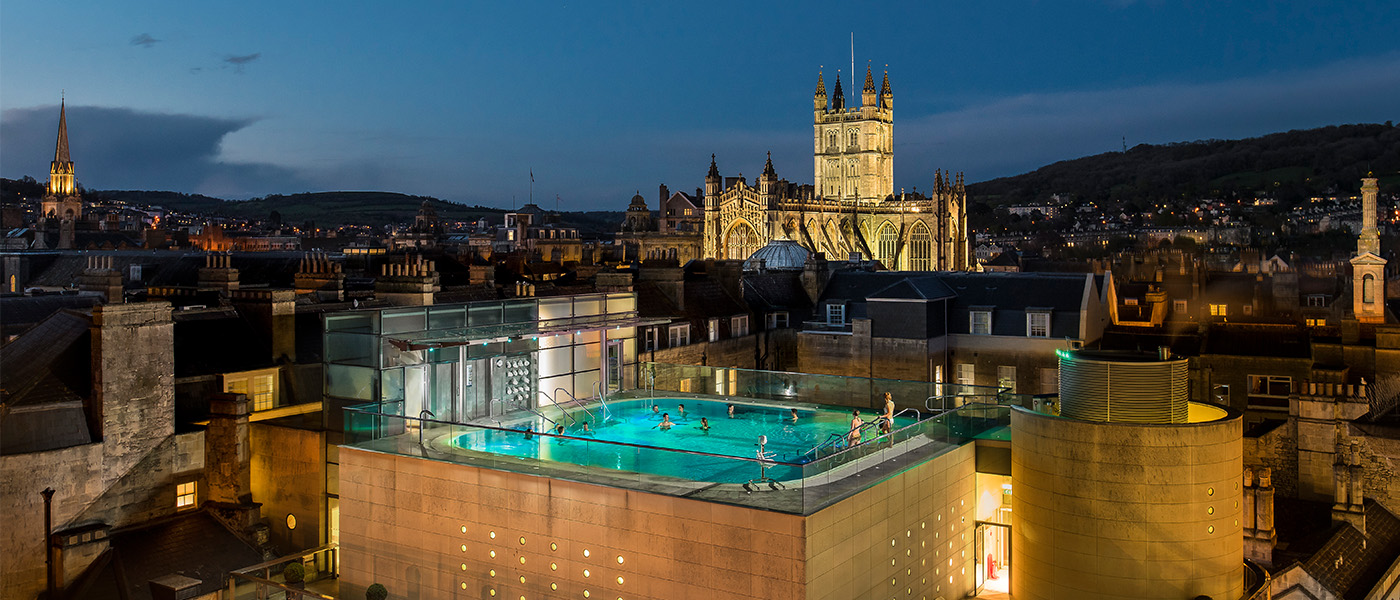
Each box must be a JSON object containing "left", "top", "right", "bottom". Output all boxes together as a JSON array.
[
  {"left": 41, "top": 100, "right": 83, "bottom": 221},
  {"left": 813, "top": 66, "right": 894, "bottom": 204}
]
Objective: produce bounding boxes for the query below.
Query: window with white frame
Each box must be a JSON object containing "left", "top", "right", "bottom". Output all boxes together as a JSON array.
[
  {"left": 1306, "top": 295, "right": 1327, "bottom": 307},
  {"left": 970, "top": 310, "right": 991, "bottom": 335},
  {"left": 766, "top": 312, "right": 788, "bottom": 329},
  {"left": 176, "top": 481, "right": 196, "bottom": 509},
  {"left": 224, "top": 372, "right": 276, "bottom": 411},
  {"left": 827, "top": 303, "right": 846, "bottom": 325},
  {"left": 997, "top": 366, "right": 1017, "bottom": 393},
  {"left": 1027, "top": 312, "right": 1050, "bottom": 338},
  {"left": 1173, "top": 300, "right": 1188, "bottom": 313},
  {"left": 668, "top": 324, "right": 690, "bottom": 347},
  {"left": 956, "top": 363, "right": 975, "bottom": 386},
  {"left": 708, "top": 318, "right": 720, "bottom": 342},
  {"left": 731, "top": 315, "right": 749, "bottom": 337}
]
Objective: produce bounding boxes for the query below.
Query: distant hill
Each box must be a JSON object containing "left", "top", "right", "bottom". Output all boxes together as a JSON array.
[{"left": 968, "top": 122, "right": 1400, "bottom": 209}]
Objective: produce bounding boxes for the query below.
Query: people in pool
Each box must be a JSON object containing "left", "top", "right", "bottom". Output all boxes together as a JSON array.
[
  {"left": 651, "top": 405, "right": 661, "bottom": 419},
  {"left": 882, "top": 392, "right": 896, "bottom": 425},
  {"left": 789, "top": 408, "right": 799, "bottom": 423},
  {"left": 580, "top": 422, "right": 595, "bottom": 436},
  {"left": 847, "top": 410, "right": 863, "bottom": 446},
  {"left": 658, "top": 413, "right": 674, "bottom": 429},
  {"left": 727, "top": 404, "right": 735, "bottom": 419},
  {"left": 700, "top": 417, "right": 710, "bottom": 432},
  {"left": 678, "top": 404, "right": 687, "bottom": 420}
]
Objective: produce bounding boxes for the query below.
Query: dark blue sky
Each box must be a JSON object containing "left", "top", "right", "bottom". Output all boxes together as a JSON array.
[{"left": 3, "top": 2, "right": 1398, "bottom": 209}]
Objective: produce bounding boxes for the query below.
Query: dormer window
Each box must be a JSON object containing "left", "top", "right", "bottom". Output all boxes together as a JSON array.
[
  {"left": 1027, "top": 311, "right": 1051, "bottom": 338},
  {"left": 827, "top": 303, "right": 846, "bottom": 325},
  {"left": 970, "top": 310, "right": 992, "bottom": 335}
]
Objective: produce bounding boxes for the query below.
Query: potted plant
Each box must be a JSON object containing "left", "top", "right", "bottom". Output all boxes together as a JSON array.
[
  {"left": 366, "top": 583, "right": 388, "bottom": 600},
  {"left": 282, "top": 561, "right": 306, "bottom": 597}
]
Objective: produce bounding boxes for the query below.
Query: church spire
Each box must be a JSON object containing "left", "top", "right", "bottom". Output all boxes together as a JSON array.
[
  {"left": 707, "top": 154, "right": 720, "bottom": 179},
  {"left": 48, "top": 99, "right": 77, "bottom": 198},
  {"left": 814, "top": 70, "right": 827, "bottom": 111},
  {"left": 831, "top": 73, "right": 845, "bottom": 110},
  {"left": 54, "top": 100, "right": 71, "bottom": 164}
]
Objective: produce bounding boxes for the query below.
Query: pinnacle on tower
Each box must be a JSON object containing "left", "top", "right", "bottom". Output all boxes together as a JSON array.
[
  {"left": 814, "top": 70, "right": 828, "bottom": 111},
  {"left": 880, "top": 69, "right": 893, "bottom": 109},
  {"left": 707, "top": 154, "right": 720, "bottom": 179},
  {"left": 862, "top": 64, "right": 878, "bottom": 108},
  {"left": 831, "top": 73, "right": 845, "bottom": 110},
  {"left": 815, "top": 70, "right": 827, "bottom": 97},
  {"left": 762, "top": 151, "right": 776, "bottom": 177},
  {"left": 54, "top": 100, "right": 71, "bottom": 164},
  {"left": 863, "top": 64, "right": 876, "bottom": 93}
]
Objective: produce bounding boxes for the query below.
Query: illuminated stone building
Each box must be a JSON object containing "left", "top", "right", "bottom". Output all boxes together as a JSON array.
[
  {"left": 701, "top": 66, "right": 971, "bottom": 271},
  {"left": 38, "top": 102, "right": 84, "bottom": 249}
]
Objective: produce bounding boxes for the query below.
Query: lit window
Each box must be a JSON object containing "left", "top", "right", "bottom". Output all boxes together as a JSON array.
[
  {"left": 668, "top": 324, "right": 690, "bottom": 347},
  {"left": 970, "top": 310, "right": 991, "bottom": 335},
  {"left": 1209, "top": 304, "right": 1227, "bottom": 317},
  {"left": 956, "top": 364, "right": 974, "bottom": 386},
  {"left": 997, "top": 366, "right": 1016, "bottom": 393},
  {"left": 766, "top": 312, "right": 788, "bottom": 329},
  {"left": 708, "top": 318, "right": 720, "bottom": 342},
  {"left": 827, "top": 303, "right": 846, "bottom": 325},
  {"left": 176, "top": 481, "right": 196, "bottom": 509},
  {"left": 1027, "top": 312, "right": 1050, "bottom": 338},
  {"left": 731, "top": 315, "right": 749, "bottom": 337},
  {"left": 1305, "top": 317, "right": 1325, "bottom": 327},
  {"left": 1124, "top": 298, "right": 1138, "bottom": 306}
]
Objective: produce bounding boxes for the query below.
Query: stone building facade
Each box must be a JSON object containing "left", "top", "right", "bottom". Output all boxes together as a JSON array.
[{"left": 700, "top": 67, "right": 971, "bottom": 271}]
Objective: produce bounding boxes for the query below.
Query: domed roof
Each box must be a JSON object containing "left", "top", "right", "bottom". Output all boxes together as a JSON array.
[
  {"left": 743, "top": 238, "right": 809, "bottom": 272},
  {"left": 627, "top": 192, "right": 647, "bottom": 211}
]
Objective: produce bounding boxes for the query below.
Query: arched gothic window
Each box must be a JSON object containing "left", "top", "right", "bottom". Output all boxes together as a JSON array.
[
  {"left": 877, "top": 222, "right": 898, "bottom": 268},
  {"left": 909, "top": 222, "right": 932, "bottom": 271},
  {"left": 848, "top": 129, "right": 859, "bottom": 150},
  {"left": 725, "top": 222, "right": 760, "bottom": 260},
  {"left": 828, "top": 130, "right": 838, "bottom": 150}
]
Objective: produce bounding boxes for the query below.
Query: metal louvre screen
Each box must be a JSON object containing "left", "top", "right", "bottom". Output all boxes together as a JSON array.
[{"left": 1059, "top": 354, "right": 1189, "bottom": 423}]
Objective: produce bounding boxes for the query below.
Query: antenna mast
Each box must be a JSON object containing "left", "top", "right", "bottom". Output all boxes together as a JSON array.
[{"left": 850, "top": 33, "right": 855, "bottom": 97}]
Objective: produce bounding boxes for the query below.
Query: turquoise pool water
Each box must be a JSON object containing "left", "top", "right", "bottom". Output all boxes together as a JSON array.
[{"left": 450, "top": 397, "right": 916, "bottom": 484}]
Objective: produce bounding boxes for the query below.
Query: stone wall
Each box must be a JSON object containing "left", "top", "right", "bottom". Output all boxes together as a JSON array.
[
  {"left": 339, "top": 448, "right": 806, "bottom": 600},
  {"left": 646, "top": 330, "right": 796, "bottom": 371},
  {"left": 1011, "top": 407, "right": 1244, "bottom": 600},
  {"left": 805, "top": 443, "right": 977, "bottom": 600},
  {"left": 1244, "top": 421, "right": 1299, "bottom": 500},
  {"left": 250, "top": 422, "right": 326, "bottom": 554}
]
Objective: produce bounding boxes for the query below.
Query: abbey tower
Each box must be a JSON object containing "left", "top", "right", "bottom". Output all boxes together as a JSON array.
[{"left": 813, "top": 66, "right": 894, "bottom": 204}]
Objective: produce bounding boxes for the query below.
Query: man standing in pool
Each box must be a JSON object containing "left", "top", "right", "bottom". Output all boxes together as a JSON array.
[
  {"left": 658, "top": 413, "right": 674, "bottom": 429},
  {"left": 678, "top": 403, "right": 688, "bottom": 420},
  {"left": 789, "top": 408, "right": 800, "bottom": 423},
  {"left": 848, "top": 410, "right": 863, "bottom": 446},
  {"left": 727, "top": 404, "right": 735, "bottom": 419},
  {"left": 651, "top": 405, "right": 661, "bottom": 420}
]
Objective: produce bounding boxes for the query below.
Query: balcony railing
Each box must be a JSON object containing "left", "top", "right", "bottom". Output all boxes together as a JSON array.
[{"left": 228, "top": 544, "right": 339, "bottom": 599}]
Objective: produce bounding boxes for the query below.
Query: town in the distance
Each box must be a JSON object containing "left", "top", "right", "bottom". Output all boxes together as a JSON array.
[{"left": 2, "top": 67, "right": 1400, "bottom": 600}]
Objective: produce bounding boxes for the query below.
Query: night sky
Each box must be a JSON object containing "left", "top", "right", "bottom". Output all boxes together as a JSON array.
[{"left": 3, "top": 1, "right": 1398, "bottom": 209}]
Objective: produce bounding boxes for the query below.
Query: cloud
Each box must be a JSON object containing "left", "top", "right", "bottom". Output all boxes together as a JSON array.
[
  {"left": 0, "top": 105, "right": 311, "bottom": 198},
  {"left": 224, "top": 53, "right": 261, "bottom": 72},
  {"left": 895, "top": 54, "right": 1400, "bottom": 183},
  {"left": 130, "top": 33, "right": 160, "bottom": 48}
]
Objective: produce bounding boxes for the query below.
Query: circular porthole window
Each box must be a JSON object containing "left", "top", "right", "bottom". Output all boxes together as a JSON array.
[{"left": 286, "top": 514, "right": 296, "bottom": 530}]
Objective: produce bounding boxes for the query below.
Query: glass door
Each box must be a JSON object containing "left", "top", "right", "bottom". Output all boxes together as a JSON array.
[
  {"left": 975, "top": 521, "right": 1010, "bottom": 594},
  {"left": 604, "top": 340, "right": 624, "bottom": 394}
]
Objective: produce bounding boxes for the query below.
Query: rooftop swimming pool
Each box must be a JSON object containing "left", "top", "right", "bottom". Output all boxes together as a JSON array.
[{"left": 444, "top": 397, "right": 919, "bottom": 484}]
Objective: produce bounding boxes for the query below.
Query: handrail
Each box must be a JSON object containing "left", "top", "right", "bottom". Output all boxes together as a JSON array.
[
  {"left": 554, "top": 387, "right": 595, "bottom": 423},
  {"left": 591, "top": 380, "right": 612, "bottom": 421},
  {"left": 344, "top": 404, "right": 804, "bottom": 467},
  {"left": 538, "top": 390, "right": 579, "bottom": 425}
]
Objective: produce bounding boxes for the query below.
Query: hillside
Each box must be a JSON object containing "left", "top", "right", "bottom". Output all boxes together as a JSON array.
[{"left": 968, "top": 122, "right": 1400, "bottom": 208}]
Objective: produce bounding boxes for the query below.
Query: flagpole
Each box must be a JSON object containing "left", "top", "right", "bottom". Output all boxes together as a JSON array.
[{"left": 529, "top": 168, "right": 534, "bottom": 206}]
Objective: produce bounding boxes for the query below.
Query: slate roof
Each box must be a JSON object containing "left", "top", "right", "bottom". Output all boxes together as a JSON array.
[
  {"left": 1202, "top": 324, "right": 1311, "bottom": 358},
  {"left": 73, "top": 510, "right": 264, "bottom": 600},
  {"left": 742, "top": 272, "right": 814, "bottom": 317},
  {"left": 866, "top": 276, "right": 955, "bottom": 301},
  {"left": 0, "top": 309, "right": 94, "bottom": 453},
  {"left": 0, "top": 293, "right": 100, "bottom": 337},
  {"left": 1301, "top": 500, "right": 1400, "bottom": 599},
  {"left": 942, "top": 272, "right": 1098, "bottom": 338}
]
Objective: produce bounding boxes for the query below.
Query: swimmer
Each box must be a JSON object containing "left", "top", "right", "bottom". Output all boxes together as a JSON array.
[
  {"left": 658, "top": 413, "right": 673, "bottom": 429},
  {"left": 789, "top": 408, "right": 799, "bottom": 423},
  {"left": 727, "top": 404, "right": 736, "bottom": 419},
  {"left": 882, "top": 392, "right": 896, "bottom": 428},
  {"left": 847, "top": 410, "right": 862, "bottom": 446},
  {"left": 700, "top": 417, "right": 710, "bottom": 432},
  {"left": 581, "top": 421, "right": 595, "bottom": 436},
  {"left": 523, "top": 425, "right": 534, "bottom": 441},
  {"left": 651, "top": 405, "right": 661, "bottom": 419},
  {"left": 678, "top": 404, "right": 687, "bottom": 420},
  {"left": 555, "top": 424, "right": 567, "bottom": 443}
]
